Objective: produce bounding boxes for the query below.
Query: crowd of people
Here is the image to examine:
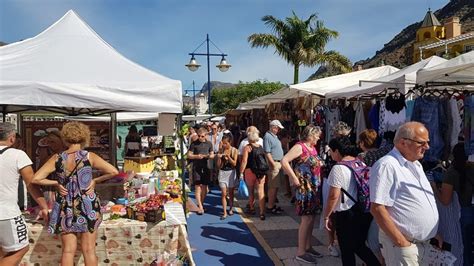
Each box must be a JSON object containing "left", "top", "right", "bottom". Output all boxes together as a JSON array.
[
  {"left": 1, "top": 117, "right": 472, "bottom": 265},
  {"left": 185, "top": 119, "right": 473, "bottom": 265}
]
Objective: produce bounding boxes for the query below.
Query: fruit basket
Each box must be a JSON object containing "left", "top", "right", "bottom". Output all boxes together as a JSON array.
[{"left": 127, "top": 194, "right": 170, "bottom": 223}]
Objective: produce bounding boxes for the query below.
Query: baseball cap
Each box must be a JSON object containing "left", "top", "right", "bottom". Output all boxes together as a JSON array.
[{"left": 269, "top": 120, "right": 284, "bottom": 129}]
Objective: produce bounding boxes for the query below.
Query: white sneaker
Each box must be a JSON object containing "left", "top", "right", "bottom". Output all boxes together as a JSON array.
[{"left": 328, "top": 243, "right": 340, "bottom": 257}]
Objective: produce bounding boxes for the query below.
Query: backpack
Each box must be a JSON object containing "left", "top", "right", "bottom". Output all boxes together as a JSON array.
[
  {"left": 337, "top": 159, "right": 371, "bottom": 213},
  {"left": 248, "top": 145, "right": 269, "bottom": 178}
]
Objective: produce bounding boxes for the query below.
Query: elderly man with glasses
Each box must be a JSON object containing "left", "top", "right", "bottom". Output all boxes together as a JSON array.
[{"left": 370, "top": 121, "right": 441, "bottom": 265}]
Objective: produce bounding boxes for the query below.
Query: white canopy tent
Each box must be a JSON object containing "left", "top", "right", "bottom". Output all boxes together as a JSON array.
[
  {"left": 0, "top": 10, "right": 182, "bottom": 115},
  {"left": 417, "top": 51, "right": 474, "bottom": 85},
  {"left": 290, "top": 65, "right": 399, "bottom": 96},
  {"left": 326, "top": 56, "right": 447, "bottom": 99},
  {"left": 237, "top": 87, "right": 309, "bottom": 110}
]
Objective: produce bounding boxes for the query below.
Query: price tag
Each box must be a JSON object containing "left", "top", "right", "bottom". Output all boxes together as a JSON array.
[{"left": 164, "top": 202, "right": 186, "bottom": 225}]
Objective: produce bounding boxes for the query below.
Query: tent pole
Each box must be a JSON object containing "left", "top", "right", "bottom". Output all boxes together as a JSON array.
[
  {"left": 177, "top": 114, "right": 187, "bottom": 215},
  {"left": 2, "top": 106, "right": 6, "bottom": 122},
  {"left": 17, "top": 113, "right": 22, "bottom": 135},
  {"left": 110, "top": 113, "right": 117, "bottom": 167}
]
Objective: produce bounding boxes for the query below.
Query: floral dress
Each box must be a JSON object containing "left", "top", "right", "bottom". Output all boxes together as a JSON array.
[
  {"left": 294, "top": 142, "right": 323, "bottom": 216},
  {"left": 48, "top": 150, "right": 102, "bottom": 234}
]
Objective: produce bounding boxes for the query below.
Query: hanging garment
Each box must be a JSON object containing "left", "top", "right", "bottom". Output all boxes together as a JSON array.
[
  {"left": 378, "top": 100, "right": 386, "bottom": 135},
  {"left": 405, "top": 100, "right": 415, "bottom": 121},
  {"left": 325, "top": 107, "right": 340, "bottom": 143},
  {"left": 465, "top": 95, "right": 474, "bottom": 156},
  {"left": 383, "top": 94, "right": 406, "bottom": 133},
  {"left": 340, "top": 103, "right": 356, "bottom": 132},
  {"left": 368, "top": 102, "right": 380, "bottom": 133},
  {"left": 448, "top": 98, "right": 462, "bottom": 149},
  {"left": 411, "top": 96, "right": 447, "bottom": 162},
  {"left": 354, "top": 102, "right": 367, "bottom": 142}
]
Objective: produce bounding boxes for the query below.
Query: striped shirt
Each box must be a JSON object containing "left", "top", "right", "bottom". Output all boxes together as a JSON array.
[{"left": 370, "top": 148, "right": 439, "bottom": 242}]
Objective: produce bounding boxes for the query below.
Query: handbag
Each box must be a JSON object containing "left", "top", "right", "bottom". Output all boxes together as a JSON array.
[{"left": 238, "top": 179, "right": 249, "bottom": 198}]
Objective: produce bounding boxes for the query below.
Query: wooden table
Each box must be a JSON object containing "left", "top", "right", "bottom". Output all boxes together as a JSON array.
[{"left": 20, "top": 219, "right": 194, "bottom": 266}]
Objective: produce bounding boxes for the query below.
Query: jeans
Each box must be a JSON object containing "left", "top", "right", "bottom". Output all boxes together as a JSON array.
[
  {"left": 334, "top": 207, "right": 381, "bottom": 266},
  {"left": 460, "top": 206, "right": 474, "bottom": 266}
]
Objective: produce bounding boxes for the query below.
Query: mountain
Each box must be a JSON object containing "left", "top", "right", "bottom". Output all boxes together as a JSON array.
[
  {"left": 199, "top": 81, "right": 236, "bottom": 94},
  {"left": 354, "top": 0, "right": 474, "bottom": 69}
]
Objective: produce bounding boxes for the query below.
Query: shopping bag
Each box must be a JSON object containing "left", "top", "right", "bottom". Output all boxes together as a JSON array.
[{"left": 238, "top": 179, "right": 249, "bottom": 198}]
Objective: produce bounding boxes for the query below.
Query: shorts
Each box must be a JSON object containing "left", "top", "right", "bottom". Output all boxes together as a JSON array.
[
  {"left": 193, "top": 166, "right": 211, "bottom": 186},
  {"left": 267, "top": 162, "right": 283, "bottom": 189},
  {"left": 244, "top": 168, "right": 265, "bottom": 187},
  {"left": 0, "top": 215, "right": 29, "bottom": 252},
  {"left": 218, "top": 169, "right": 237, "bottom": 188}
]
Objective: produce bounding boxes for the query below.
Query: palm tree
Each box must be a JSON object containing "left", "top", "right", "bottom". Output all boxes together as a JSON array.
[{"left": 248, "top": 11, "right": 352, "bottom": 84}]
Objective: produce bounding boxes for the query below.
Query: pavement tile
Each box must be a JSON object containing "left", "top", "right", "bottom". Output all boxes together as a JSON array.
[
  {"left": 259, "top": 229, "right": 322, "bottom": 248},
  {"left": 273, "top": 247, "right": 297, "bottom": 260},
  {"left": 236, "top": 192, "right": 346, "bottom": 265}
]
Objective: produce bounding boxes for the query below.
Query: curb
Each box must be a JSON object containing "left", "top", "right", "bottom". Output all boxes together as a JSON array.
[{"left": 234, "top": 204, "right": 284, "bottom": 266}]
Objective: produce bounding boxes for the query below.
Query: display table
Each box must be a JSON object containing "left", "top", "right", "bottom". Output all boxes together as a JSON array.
[{"left": 21, "top": 219, "right": 194, "bottom": 266}]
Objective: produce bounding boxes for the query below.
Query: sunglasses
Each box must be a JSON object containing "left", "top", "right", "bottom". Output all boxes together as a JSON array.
[
  {"left": 403, "top": 138, "right": 430, "bottom": 147},
  {"left": 199, "top": 135, "right": 206, "bottom": 138}
]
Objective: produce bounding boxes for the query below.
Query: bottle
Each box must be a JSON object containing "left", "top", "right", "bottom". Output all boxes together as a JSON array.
[{"left": 148, "top": 178, "right": 155, "bottom": 195}]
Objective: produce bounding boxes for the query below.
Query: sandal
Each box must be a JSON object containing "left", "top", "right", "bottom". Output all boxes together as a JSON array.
[
  {"left": 266, "top": 206, "right": 283, "bottom": 215},
  {"left": 228, "top": 209, "right": 234, "bottom": 216},
  {"left": 245, "top": 206, "right": 256, "bottom": 215},
  {"left": 259, "top": 214, "right": 266, "bottom": 220},
  {"left": 220, "top": 215, "right": 227, "bottom": 220}
]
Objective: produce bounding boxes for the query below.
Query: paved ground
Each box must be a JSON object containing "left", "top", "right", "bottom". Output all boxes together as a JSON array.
[{"left": 234, "top": 193, "right": 343, "bottom": 266}]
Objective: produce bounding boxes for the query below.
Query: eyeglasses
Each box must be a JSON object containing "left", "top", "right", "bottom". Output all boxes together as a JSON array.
[
  {"left": 198, "top": 135, "right": 206, "bottom": 138},
  {"left": 403, "top": 138, "right": 430, "bottom": 147}
]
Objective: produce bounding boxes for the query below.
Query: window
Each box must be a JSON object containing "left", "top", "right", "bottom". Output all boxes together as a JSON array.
[
  {"left": 423, "top": 32, "right": 431, "bottom": 40},
  {"left": 465, "top": 45, "right": 474, "bottom": 53}
]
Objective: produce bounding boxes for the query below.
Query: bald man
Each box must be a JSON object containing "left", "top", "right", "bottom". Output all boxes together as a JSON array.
[{"left": 369, "top": 122, "right": 440, "bottom": 265}]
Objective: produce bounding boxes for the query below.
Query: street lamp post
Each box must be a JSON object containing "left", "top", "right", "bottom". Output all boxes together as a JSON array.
[
  {"left": 186, "top": 34, "right": 231, "bottom": 114},
  {"left": 184, "top": 80, "right": 202, "bottom": 115}
]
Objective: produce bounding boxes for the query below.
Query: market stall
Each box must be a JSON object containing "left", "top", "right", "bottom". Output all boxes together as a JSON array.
[
  {"left": 289, "top": 65, "right": 399, "bottom": 96},
  {"left": 325, "top": 56, "right": 447, "bottom": 99},
  {"left": 0, "top": 10, "right": 193, "bottom": 265}
]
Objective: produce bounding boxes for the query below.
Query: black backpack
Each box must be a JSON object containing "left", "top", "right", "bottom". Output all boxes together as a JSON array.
[{"left": 248, "top": 145, "right": 269, "bottom": 178}]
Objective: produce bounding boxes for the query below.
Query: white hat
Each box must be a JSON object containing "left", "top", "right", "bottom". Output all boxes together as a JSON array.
[{"left": 269, "top": 120, "right": 284, "bottom": 129}]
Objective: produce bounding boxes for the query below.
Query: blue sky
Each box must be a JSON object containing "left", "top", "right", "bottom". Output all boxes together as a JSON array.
[{"left": 0, "top": 0, "right": 447, "bottom": 93}]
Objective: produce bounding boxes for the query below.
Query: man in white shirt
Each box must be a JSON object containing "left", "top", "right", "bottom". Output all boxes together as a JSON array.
[
  {"left": 370, "top": 121, "right": 440, "bottom": 265},
  {"left": 0, "top": 123, "right": 49, "bottom": 265}
]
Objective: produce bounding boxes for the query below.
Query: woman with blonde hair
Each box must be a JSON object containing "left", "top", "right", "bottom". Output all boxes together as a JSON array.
[
  {"left": 281, "top": 125, "right": 324, "bottom": 264},
  {"left": 33, "top": 121, "right": 118, "bottom": 266},
  {"left": 239, "top": 131, "right": 267, "bottom": 220}
]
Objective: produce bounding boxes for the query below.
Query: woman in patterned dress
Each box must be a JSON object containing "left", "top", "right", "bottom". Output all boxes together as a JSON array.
[
  {"left": 33, "top": 122, "right": 118, "bottom": 266},
  {"left": 281, "top": 125, "right": 324, "bottom": 264}
]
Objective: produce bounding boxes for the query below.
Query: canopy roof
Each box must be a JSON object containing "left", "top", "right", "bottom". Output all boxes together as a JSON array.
[
  {"left": 0, "top": 10, "right": 182, "bottom": 115},
  {"left": 417, "top": 51, "right": 474, "bottom": 85},
  {"left": 326, "top": 56, "right": 447, "bottom": 98},
  {"left": 237, "top": 87, "right": 309, "bottom": 110},
  {"left": 290, "top": 65, "right": 399, "bottom": 96}
]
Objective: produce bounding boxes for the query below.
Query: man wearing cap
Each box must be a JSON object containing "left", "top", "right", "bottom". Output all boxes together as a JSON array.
[
  {"left": 0, "top": 123, "right": 49, "bottom": 265},
  {"left": 264, "top": 120, "right": 285, "bottom": 214}
]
